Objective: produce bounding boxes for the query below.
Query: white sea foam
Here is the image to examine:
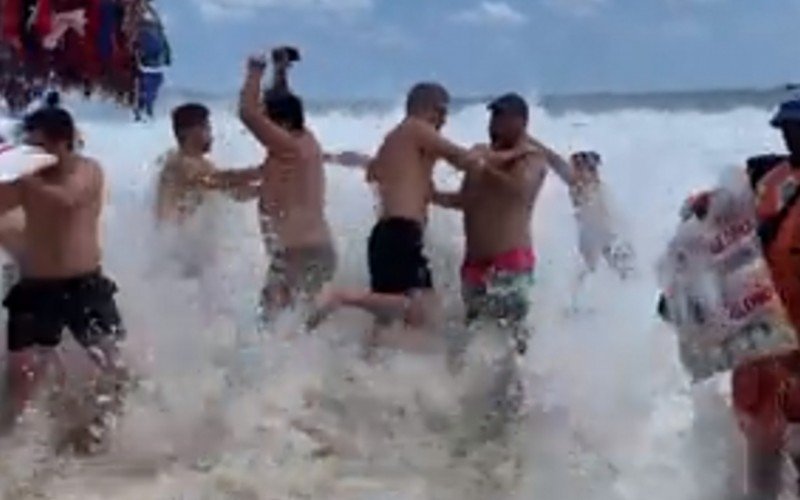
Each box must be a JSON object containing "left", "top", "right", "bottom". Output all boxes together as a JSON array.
[{"left": 0, "top": 100, "right": 787, "bottom": 499}]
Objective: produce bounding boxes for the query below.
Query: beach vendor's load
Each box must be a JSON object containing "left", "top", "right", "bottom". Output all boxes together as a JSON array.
[{"left": 657, "top": 166, "right": 799, "bottom": 382}]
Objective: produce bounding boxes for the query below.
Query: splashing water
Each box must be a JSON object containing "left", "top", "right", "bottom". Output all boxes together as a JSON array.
[{"left": 0, "top": 100, "right": 788, "bottom": 499}]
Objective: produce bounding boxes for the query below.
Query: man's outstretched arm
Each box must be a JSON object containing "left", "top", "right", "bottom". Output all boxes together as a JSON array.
[
  {"left": 323, "top": 151, "right": 373, "bottom": 168},
  {"left": 480, "top": 153, "right": 546, "bottom": 200},
  {"left": 527, "top": 136, "right": 575, "bottom": 184},
  {"left": 208, "top": 166, "right": 261, "bottom": 188},
  {"left": 432, "top": 189, "right": 464, "bottom": 210},
  {"left": 415, "top": 124, "right": 536, "bottom": 174},
  {"left": 208, "top": 166, "right": 261, "bottom": 201}
]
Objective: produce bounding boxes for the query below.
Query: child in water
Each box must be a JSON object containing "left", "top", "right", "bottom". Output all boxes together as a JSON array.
[{"left": 569, "top": 151, "right": 635, "bottom": 287}]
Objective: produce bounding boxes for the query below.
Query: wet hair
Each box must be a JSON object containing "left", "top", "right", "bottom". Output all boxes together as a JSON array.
[
  {"left": 171, "top": 103, "right": 209, "bottom": 142},
  {"left": 22, "top": 106, "right": 75, "bottom": 150},
  {"left": 406, "top": 82, "right": 449, "bottom": 115},
  {"left": 265, "top": 93, "right": 305, "bottom": 131}
]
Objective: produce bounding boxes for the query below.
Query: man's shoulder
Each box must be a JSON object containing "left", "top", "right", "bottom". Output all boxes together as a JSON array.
[
  {"left": 76, "top": 155, "right": 103, "bottom": 177},
  {"left": 302, "top": 129, "right": 322, "bottom": 150},
  {"left": 76, "top": 154, "right": 100, "bottom": 167},
  {"left": 515, "top": 149, "right": 547, "bottom": 171},
  {"left": 170, "top": 153, "right": 214, "bottom": 173},
  {"left": 391, "top": 119, "right": 437, "bottom": 152},
  {"left": 396, "top": 118, "right": 429, "bottom": 138}
]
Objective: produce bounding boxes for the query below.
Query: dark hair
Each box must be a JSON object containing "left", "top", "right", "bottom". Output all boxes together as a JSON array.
[
  {"left": 406, "top": 82, "right": 449, "bottom": 114},
  {"left": 265, "top": 93, "right": 304, "bottom": 131},
  {"left": 23, "top": 106, "right": 75, "bottom": 150},
  {"left": 44, "top": 91, "right": 60, "bottom": 108},
  {"left": 171, "top": 103, "right": 209, "bottom": 142}
]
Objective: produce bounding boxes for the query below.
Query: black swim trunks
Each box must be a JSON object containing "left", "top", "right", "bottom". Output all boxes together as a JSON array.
[
  {"left": 367, "top": 217, "right": 433, "bottom": 294},
  {"left": 4, "top": 269, "right": 125, "bottom": 353}
]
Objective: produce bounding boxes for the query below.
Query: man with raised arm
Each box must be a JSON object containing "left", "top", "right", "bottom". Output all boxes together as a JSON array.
[{"left": 239, "top": 53, "right": 336, "bottom": 319}]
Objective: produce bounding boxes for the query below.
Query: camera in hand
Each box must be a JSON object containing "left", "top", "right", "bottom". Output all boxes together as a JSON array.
[{"left": 271, "top": 46, "right": 300, "bottom": 64}]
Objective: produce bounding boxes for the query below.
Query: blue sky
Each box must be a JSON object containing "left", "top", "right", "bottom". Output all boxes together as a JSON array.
[{"left": 159, "top": 0, "right": 800, "bottom": 99}]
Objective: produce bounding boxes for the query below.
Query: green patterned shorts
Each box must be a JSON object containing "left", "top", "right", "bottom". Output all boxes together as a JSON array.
[{"left": 462, "top": 269, "right": 535, "bottom": 325}]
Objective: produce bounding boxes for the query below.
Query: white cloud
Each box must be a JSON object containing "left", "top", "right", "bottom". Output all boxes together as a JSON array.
[
  {"left": 194, "top": 0, "right": 372, "bottom": 21},
  {"left": 451, "top": 2, "right": 528, "bottom": 27}
]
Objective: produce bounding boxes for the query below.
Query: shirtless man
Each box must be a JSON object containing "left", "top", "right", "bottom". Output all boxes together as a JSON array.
[
  {"left": 239, "top": 53, "right": 336, "bottom": 319},
  {"left": 0, "top": 107, "right": 126, "bottom": 444},
  {"left": 432, "top": 93, "right": 575, "bottom": 367},
  {"left": 155, "top": 102, "right": 260, "bottom": 277},
  {"left": 312, "top": 84, "right": 529, "bottom": 357}
]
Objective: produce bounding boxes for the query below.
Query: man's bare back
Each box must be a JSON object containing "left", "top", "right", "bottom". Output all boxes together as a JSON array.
[
  {"left": 20, "top": 156, "right": 102, "bottom": 278},
  {"left": 239, "top": 53, "right": 335, "bottom": 315},
  {"left": 258, "top": 130, "right": 331, "bottom": 250}
]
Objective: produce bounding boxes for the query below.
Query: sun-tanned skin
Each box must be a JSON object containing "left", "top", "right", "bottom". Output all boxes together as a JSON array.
[
  {"left": 312, "top": 85, "right": 534, "bottom": 359},
  {"left": 239, "top": 54, "right": 336, "bottom": 317}
]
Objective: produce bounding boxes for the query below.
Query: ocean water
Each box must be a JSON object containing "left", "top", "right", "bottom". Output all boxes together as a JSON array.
[{"left": 0, "top": 97, "right": 791, "bottom": 500}]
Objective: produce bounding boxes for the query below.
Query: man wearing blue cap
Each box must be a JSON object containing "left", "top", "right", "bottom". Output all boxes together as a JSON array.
[{"left": 432, "top": 93, "right": 577, "bottom": 368}]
